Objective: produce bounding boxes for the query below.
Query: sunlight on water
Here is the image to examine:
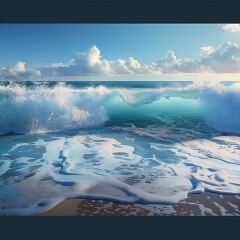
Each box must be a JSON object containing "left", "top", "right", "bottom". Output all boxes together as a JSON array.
[{"left": 0, "top": 81, "right": 240, "bottom": 215}]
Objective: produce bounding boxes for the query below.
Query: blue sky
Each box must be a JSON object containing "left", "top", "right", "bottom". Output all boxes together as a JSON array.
[
  {"left": 0, "top": 24, "right": 240, "bottom": 81},
  {"left": 0, "top": 24, "right": 238, "bottom": 66}
]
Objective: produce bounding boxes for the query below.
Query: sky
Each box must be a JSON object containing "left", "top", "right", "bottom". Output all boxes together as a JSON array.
[{"left": 0, "top": 24, "right": 240, "bottom": 81}]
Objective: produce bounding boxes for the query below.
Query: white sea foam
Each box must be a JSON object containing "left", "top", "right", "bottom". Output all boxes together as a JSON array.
[
  {"left": 1, "top": 81, "right": 240, "bottom": 215},
  {"left": 0, "top": 83, "right": 110, "bottom": 135},
  {"left": 1, "top": 132, "right": 240, "bottom": 215},
  {"left": 0, "top": 134, "right": 191, "bottom": 215},
  {"left": 0, "top": 81, "right": 240, "bottom": 135}
]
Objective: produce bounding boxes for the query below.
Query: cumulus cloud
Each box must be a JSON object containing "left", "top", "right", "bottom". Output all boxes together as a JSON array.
[
  {"left": 154, "top": 42, "right": 240, "bottom": 74},
  {"left": 198, "top": 42, "right": 240, "bottom": 73},
  {"left": 2, "top": 42, "right": 240, "bottom": 81},
  {"left": 41, "top": 46, "right": 149, "bottom": 77},
  {"left": 0, "top": 61, "right": 41, "bottom": 81},
  {"left": 222, "top": 24, "right": 240, "bottom": 33},
  {"left": 200, "top": 46, "right": 215, "bottom": 55},
  {"left": 39, "top": 46, "right": 199, "bottom": 77},
  {"left": 10, "top": 61, "right": 26, "bottom": 74}
]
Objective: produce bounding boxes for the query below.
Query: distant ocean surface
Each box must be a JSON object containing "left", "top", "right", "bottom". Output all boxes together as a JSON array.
[{"left": 1, "top": 80, "right": 240, "bottom": 215}]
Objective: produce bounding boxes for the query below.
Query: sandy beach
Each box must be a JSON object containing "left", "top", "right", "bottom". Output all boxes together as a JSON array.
[{"left": 41, "top": 192, "right": 240, "bottom": 216}]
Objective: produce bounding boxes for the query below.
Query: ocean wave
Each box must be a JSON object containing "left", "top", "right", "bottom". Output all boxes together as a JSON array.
[
  {"left": 0, "top": 83, "right": 110, "bottom": 135},
  {"left": 1, "top": 80, "right": 240, "bottom": 215},
  {"left": 0, "top": 81, "right": 240, "bottom": 135}
]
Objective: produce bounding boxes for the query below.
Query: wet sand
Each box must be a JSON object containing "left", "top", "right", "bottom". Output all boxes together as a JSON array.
[{"left": 41, "top": 192, "right": 240, "bottom": 216}]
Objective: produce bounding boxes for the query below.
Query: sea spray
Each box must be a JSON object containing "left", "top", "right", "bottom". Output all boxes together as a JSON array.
[
  {"left": 1, "top": 81, "right": 240, "bottom": 215},
  {"left": 0, "top": 81, "right": 240, "bottom": 134}
]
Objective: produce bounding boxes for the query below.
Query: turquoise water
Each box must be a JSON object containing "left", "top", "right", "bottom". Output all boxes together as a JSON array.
[{"left": 0, "top": 81, "right": 240, "bottom": 215}]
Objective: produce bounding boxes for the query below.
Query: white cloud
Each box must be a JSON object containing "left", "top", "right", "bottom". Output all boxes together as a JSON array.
[
  {"left": 199, "top": 42, "right": 240, "bottom": 73},
  {"left": 41, "top": 46, "right": 152, "bottom": 77},
  {"left": 154, "top": 42, "right": 240, "bottom": 74},
  {"left": 200, "top": 46, "right": 215, "bottom": 55},
  {"left": 10, "top": 61, "right": 26, "bottom": 74},
  {"left": 2, "top": 42, "right": 240, "bottom": 81},
  {"left": 0, "top": 61, "right": 41, "bottom": 81},
  {"left": 222, "top": 24, "right": 240, "bottom": 33}
]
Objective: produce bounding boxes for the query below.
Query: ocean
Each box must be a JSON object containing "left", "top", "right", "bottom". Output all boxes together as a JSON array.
[{"left": 0, "top": 80, "right": 240, "bottom": 215}]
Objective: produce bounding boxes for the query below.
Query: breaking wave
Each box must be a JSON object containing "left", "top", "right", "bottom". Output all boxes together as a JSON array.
[
  {"left": 1, "top": 80, "right": 240, "bottom": 215},
  {"left": 0, "top": 81, "right": 240, "bottom": 135}
]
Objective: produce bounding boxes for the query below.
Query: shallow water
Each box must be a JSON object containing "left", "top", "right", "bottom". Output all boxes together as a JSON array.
[{"left": 0, "top": 80, "right": 240, "bottom": 215}]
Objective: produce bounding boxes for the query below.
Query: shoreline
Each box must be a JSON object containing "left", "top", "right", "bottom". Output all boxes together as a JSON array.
[{"left": 41, "top": 192, "right": 240, "bottom": 216}]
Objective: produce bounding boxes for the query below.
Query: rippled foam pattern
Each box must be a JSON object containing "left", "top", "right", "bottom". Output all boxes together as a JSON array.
[{"left": 0, "top": 81, "right": 240, "bottom": 215}]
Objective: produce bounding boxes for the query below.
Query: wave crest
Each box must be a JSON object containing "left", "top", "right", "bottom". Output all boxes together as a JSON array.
[
  {"left": 0, "top": 83, "right": 109, "bottom": 135},
  {"left": 0, "top": 81, "right": 240, "bottom": 135}
]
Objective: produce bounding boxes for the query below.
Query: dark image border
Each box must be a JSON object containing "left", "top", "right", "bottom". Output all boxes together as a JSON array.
[
  {"left": 0, "top": 0, "right": 240, "bottom": 23},
  {"left": 1, "top": 0, "right": 240, "bottom": 239}
]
